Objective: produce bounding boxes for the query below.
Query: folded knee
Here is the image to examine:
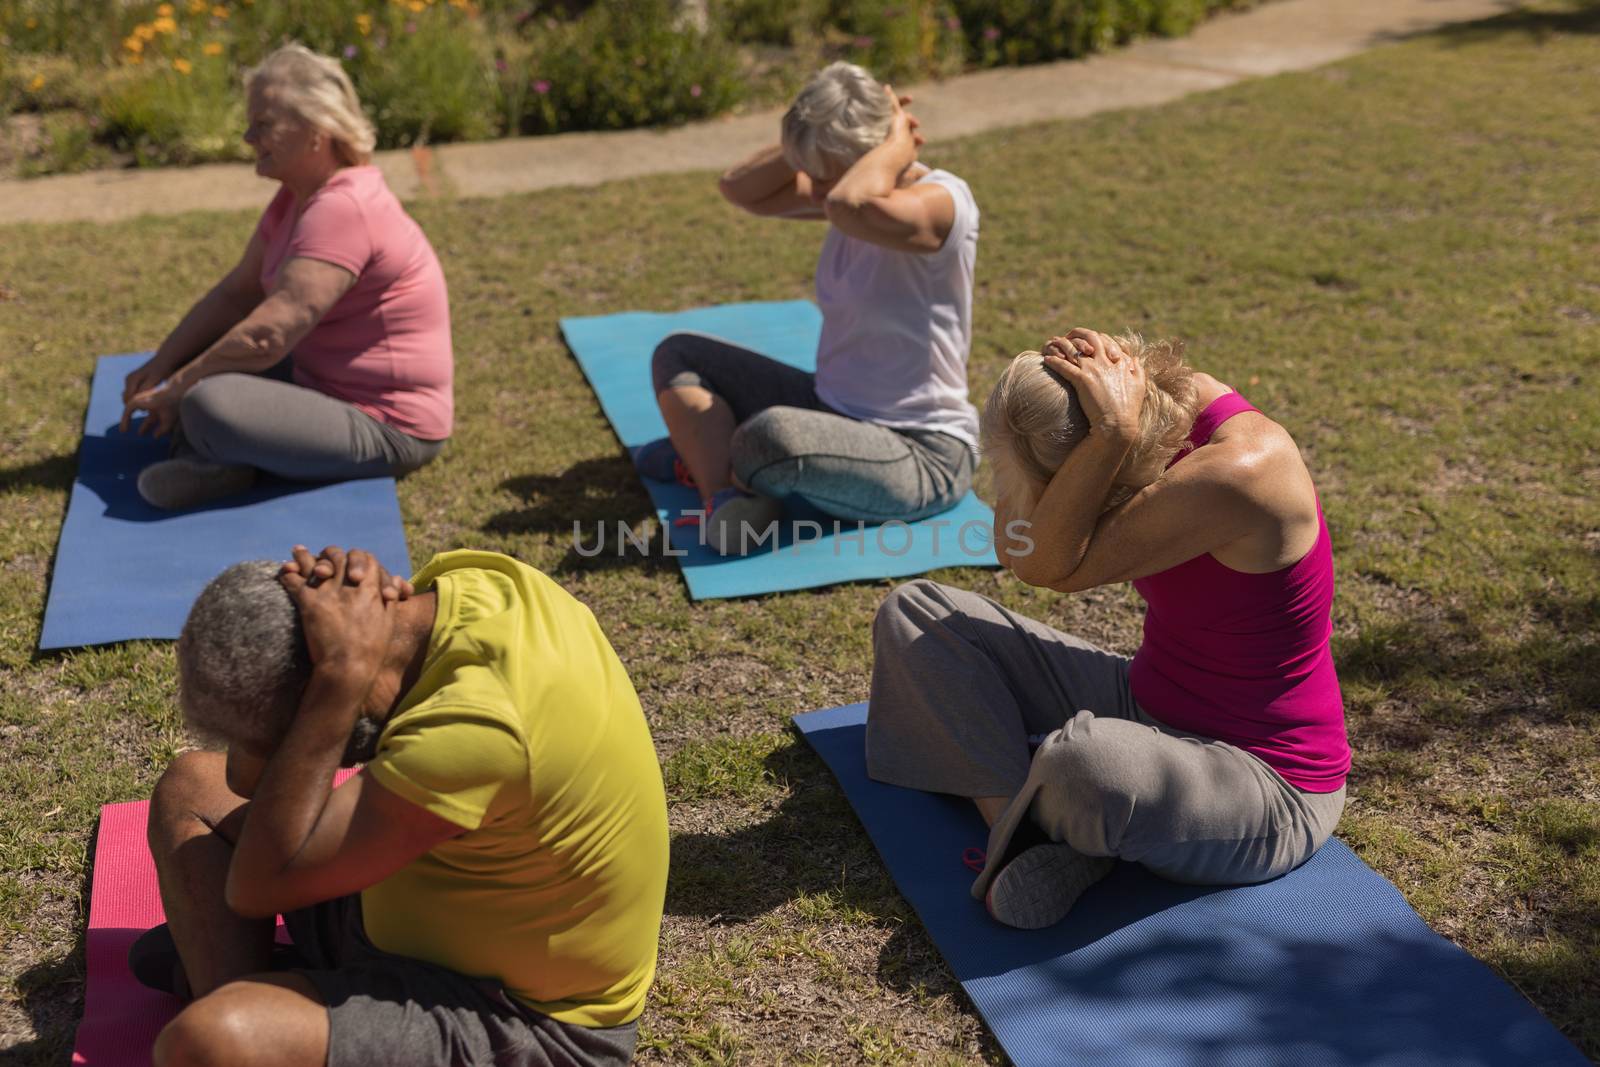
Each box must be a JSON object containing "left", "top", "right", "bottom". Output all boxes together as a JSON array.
[
  {"left": 148, "top": 751, "right": 228, "bottom": 847},
  {"left": 153, "top": 997, "right": 251, "bottom": 1067},
  {"left": 872, "top": 579, "right": 954, "bottom": 653},
  {"left": 650, "top": 333, "right": 697, "bottom": 393},
  {"left": 1030, "top": 718, "right": 1140, "bottom": 850}
]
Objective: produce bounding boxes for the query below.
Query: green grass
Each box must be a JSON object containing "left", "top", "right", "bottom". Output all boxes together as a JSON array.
[{"left": 3, "top": 2, "right": 1599, "bottom": 1061}]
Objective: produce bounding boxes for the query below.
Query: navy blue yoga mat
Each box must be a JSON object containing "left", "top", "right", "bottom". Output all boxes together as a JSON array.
[
  {"left": 794, "top": 703, "right": 1587, "bottom": 1067},
  {"left": 559, "top": 301, "right": 997, "bottom": 600},
  {"left": 39, "top": 354, "right": 412, "bottom": 650}
]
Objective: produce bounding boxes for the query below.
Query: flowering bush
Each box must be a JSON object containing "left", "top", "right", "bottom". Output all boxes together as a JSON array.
[{"left": 0, "top": 0, "right": 1262, "bottom": 175}]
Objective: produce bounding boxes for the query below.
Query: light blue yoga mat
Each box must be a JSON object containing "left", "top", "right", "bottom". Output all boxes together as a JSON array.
[
  {"left": 794, "top": 703, "right": 1588, "bottom": 1067},
  {"left": 39, "top": 354, "right": 412, "bottom": 650},
  {"left": 559, "top": 301, "right": 998, "bottom": 600}
]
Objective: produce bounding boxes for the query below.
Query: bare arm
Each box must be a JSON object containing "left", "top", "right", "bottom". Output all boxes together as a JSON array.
[
  {"left": 120, "top": 256, "right": 357, "bottom": 434},
  {"left": 226, "top": 547, "right": 462, "bottom": 918},
  {"left": 823, "top": 89, "right": 954, "bottom": 254},
  {"left": 122, "top": 236, "right": 267, "bottom": 403},
  {"left": 717, "top": 143, "right": 825, "bottom": 220}
]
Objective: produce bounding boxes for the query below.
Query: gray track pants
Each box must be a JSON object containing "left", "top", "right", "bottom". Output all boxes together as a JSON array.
[
  {"left": 866, "top": 580, "right": 1345, "bottom": 888},
  {"left": 178, "top": 366, "right": 443, "bottom": 480},
  {"left": 651, "top": 332, "right": 973, "bottom": 523}
]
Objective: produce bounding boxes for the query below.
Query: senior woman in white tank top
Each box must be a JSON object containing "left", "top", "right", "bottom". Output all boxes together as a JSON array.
[{"left": 638, "top": 62, "right": 980, "bottom": 555}]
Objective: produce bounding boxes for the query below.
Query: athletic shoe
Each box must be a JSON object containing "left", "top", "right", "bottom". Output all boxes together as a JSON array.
[
  {"left": 633, "top": 437, "right": 694, "bottom": 486},
  {"left": 983, "top": 842, "right": 1114, "bottom": 929},
  {"left": 136, "top": 456, "right": 257, "bottom": 510},
  {"left": 704, "top": 487, "right": 783, "bottom": 556},
  {"left": 127, "top": 922, "right": 307, "bottom": 1000}
]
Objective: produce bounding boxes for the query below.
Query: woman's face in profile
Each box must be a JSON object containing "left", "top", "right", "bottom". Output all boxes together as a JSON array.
[{"left": 243, "top": 83, "right": 318, "bottom": 182}]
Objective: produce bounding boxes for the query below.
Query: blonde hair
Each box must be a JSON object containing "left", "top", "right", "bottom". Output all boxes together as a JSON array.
[
  {"left": 980, "top": 334, "right": 1199, "bottom": 512},
  {"left": 246, "top": 44, "right": 376, "bottom": 166},
  {"left": 781, "top": 61, "right": 894, "bottom": 180}
]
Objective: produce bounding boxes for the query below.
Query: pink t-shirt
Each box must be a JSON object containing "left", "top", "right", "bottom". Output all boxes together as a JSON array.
[
  {"left": 1128, "top": 393, "right": 1351, "bottom": 792},
  {"left": 256, "top": 166, "right": 453, "bottom": 439}
]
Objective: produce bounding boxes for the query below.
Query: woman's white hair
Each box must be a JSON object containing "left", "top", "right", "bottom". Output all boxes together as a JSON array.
[
  {"left": 246, "top": 43, "right": 376, "bottom": 166},
  {"left": 781, "top": 61, "right": 894, "bottom": 179},
  {"left": 980, "top": 335, "right": 1200, "bottom": 514}
]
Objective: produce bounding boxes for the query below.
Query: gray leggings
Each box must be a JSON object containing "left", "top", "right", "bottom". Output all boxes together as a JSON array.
[
  {"left": 866, "top": 580, "right": 1346, "bottom": 888},
  {"left": 651, "top": 332, "right": 973, "bottom": 523},
  {"left": 178, "top": 367, "right": 443, "bottom": 481}
]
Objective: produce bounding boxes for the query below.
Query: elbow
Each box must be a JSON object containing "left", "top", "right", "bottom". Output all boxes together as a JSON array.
[{"left": 822, "top": 195, "right": 864, "bottom": 226}]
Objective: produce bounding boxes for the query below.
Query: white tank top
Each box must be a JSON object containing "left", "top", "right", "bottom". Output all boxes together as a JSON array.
[{"left": 812, "top": 168, "right": 980, "bottom": 450}]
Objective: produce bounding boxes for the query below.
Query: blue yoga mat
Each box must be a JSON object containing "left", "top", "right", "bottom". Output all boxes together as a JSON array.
[
  {"left": 559, "top": 301, "right": 997, "bottom": 600},
  {"left": 794, "top": 703, "right": 1587, "bottom": 1067},
  {"left": 39, "top": 354, "right": 412, "bottom": 650}
]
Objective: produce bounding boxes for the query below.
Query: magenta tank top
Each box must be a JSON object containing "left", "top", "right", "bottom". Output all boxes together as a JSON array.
[{"left": 1127, "top": 392, "right": 1351, "bottom": 791}]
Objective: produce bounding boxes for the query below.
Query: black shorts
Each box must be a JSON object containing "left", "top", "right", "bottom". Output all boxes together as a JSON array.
[{"left": 283, "top": 895, "right": 637, "bottom": 1067}]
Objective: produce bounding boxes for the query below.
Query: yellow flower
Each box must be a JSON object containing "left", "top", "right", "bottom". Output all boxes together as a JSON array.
[
  {"left": 153, "top": 15, "right": 178, "bottom": 33},
  {"left": 173, "top": 57, "right": 193, "bottom": 74},
  {"left": 135, "top": 23, "right": 157, "bottom": 40},
  {"left": 355, "top": 13, "right": 373, "bottom": 34},
  {"left": 407, "top": 0, "right": 424, "bottom": 11},
  {"left": 212, "top": 5, "right": 229, "bottom": 18},
  {"left": 203, "top": 41, "right": 224, "bottom": 55},
  {"left": 157, "top": 2, "right": 174, "bottom": 14},
  {"left": 28, "top": 74, "right": 46, "bottom": 92},
  {"left": 124, "top": 35, "right": 145, "bottom": 53},
  {"left": 189, "top": 0, "right": 208, "bottom": 14}
]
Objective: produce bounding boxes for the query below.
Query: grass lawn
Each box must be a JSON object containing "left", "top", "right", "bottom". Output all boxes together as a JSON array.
[{"left": 2, "top": 3, "right": 1597, "bottom": 1062}]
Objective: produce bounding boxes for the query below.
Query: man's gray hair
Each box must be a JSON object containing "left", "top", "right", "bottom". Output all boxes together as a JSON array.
[
  {"left": 781, "top": 61, "right": 894, "bottom": 180},
  {"left": 177, "top": 561, "right": 310, "bottom": 749}
]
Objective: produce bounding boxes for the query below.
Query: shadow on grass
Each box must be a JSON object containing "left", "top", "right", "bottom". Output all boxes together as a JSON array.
[
  {"left": 1382, "top": 1, "right": 1600, "bottom": 48},
  {"left": 11, "top": 951, "right": 80, "bottom": 1066},
  {"left": 1334, "top": 586, "right": 1600, "bottom": 743},
  {"left": 0, "top": 452, "right": 77, "bottom": 494},
  {"left": 484, "top": 456, "right": 682, "bottom": 577}
]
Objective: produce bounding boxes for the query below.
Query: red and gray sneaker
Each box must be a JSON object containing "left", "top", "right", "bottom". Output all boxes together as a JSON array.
[{"left": 633, "top": 437, "right": 696, "bottom": 487}]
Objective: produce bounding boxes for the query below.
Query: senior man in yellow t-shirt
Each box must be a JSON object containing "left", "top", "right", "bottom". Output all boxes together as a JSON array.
[{"left": 133, "top": 545, "right": 669, "bottom": 1067}]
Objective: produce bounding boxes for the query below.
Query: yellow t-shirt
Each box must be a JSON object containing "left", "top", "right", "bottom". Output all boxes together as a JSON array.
[{"left": 361, "top": 550, "right": 669, "bottom": 1028}]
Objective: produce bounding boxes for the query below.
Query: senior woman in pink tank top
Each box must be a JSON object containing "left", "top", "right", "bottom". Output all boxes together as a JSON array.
[
  {"left": 866, "top": 327, "right": 1350, "bottom": 929},
  {"left": 119, "top": 44, "right": 452, "bottom": 510}
]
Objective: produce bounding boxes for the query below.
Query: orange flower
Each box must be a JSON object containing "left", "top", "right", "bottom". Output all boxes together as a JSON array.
[
  {"left": 188, "top": 0, "right": 208, "bottom": 14},
  {"left": 157, "top": 2, "right": 174, "bottom": 14},
  {"left": 355, "top": 12, "right": 373, "bottom": 34},
  {"left": 153, "top": 15, "right": 178, "bottom": 33},
  {"left": 28, "top": 74, "right": 46, "bottom": 92},
  {"left": 212, "top": 5, "right": 229, "bottom": 18},
  {"left": 124, "top": 35, "right": 146, "bottom": 53},
  {"left": 135, "top": 23, "right": 157, "bottom": 40},
  {"left": 203, "top": 41, "right": 224, "bottom": 55}
]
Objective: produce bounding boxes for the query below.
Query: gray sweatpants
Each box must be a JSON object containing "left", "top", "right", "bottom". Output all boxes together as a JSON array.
[
  {"left": 178, "top": 367, "right": 443, "bottom": 481},
  {"left": 651, "top": 332, "right": 973, "bottom": 523},
  {"left": 866, "top": 580, "right": 1345, "bottom": 888}
]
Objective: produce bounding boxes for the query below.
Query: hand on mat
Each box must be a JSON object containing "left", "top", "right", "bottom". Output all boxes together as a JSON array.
[
  {"left": 280, "top": 545, "right": 394, "bottom": 686},
  {"left": 282, "top": 544, "right": 413, "bottom": 604},
  {"left": 119, "top": 382, "right": 183, "bottom": 437},
  {"left": 1042, "top": 329, "right": 1144, "bottom": 446},
  {"left": 883, "top": 86, "right": 925, "bottom": 151},
  {"left": 121, "top": 359, "right": 166, "bottom": 406}
]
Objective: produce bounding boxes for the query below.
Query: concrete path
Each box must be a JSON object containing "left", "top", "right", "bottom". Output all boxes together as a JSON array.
[{"left": 0, "top": 0, "right": 1518, "bottom": 226}]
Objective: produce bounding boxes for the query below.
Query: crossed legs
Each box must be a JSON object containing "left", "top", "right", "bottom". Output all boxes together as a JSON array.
[{"left": 146, "top": 752, "right": 330, "bottom": 1067}]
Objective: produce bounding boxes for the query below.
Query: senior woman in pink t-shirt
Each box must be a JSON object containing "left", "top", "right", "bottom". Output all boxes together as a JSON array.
[
  {"left": 120, "top": 44, "right": 451, "bottom": 510},
  {"left": 866, "top": 328, "right": 1351, "bottom": 929}
]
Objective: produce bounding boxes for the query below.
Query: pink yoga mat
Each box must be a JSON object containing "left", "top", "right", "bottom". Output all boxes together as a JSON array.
[
  {"left": 73, "top": 800, "right": 177, "bottom": 1067},
  {"left": 75, "top": 774, "right": 357, "bottom": 1064}
]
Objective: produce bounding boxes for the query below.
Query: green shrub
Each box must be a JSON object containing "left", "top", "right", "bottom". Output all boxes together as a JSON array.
[
  {"left": 17, "top": 110, "right": 115, "bottom": 176},
  {"left": 353, "top": 10, "right": 498, "bottom": 145},
  {"left": 514, "top": 0, "right": 743, "bottom": 135},
  {"left": 99, "top": 55, "right": 248, "bottom": 167},
  {"left": 828, "top": 0, "right": 966, "bottom": 84},
  {"left": 1, "top": 54, "right": 99, "bottom": 112},
  {"left": 951, "top": 0, "right": 1249, "bottom": 65}
]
